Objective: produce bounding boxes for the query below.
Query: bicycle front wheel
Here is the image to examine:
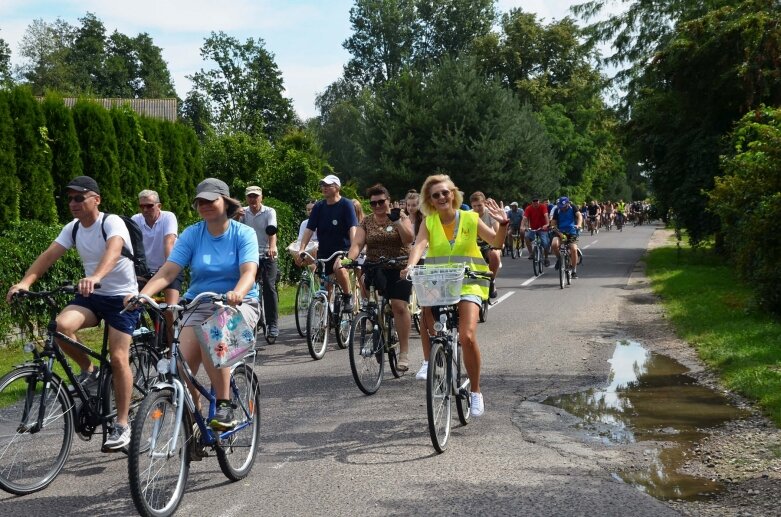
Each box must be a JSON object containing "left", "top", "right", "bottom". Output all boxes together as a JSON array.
[
  {"left": 426, "top": 341, "right": 451, "bottom": 453},
  {"left": 128, "top": 389, "right": 190, "bottom": 517},
  {"left": 294, "top": 278, "right": 312, "bottom": 338},
  {"left": 217, "top": 363, "right": 261, "bottom": 480},
  {"left": 455, "top": 344, "right": 471, "bottom": 426},
  {"left": 306, "top": 294, "right": 329, "bottom": 360},
  {"left": 559, "top": 252, "right": 566, "bottom": 289},
  {"left": 0, "top": 366, "right": 73, "bottom": 495},
  {"left": 532, "top": 244, "right": 542, "bottom": 276},
  {"left": 348, "top": 313, "right": 384, "bottom": 395},
  {"left": 335, "top": 308, "right": 352, "bottom": 350},
  {"left": 386, "top": 313, "right": 403, "bottom": 379}
]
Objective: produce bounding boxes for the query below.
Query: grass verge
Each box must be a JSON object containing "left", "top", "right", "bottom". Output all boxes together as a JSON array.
[{"left": 645, "top": 239, "right": 781, "bottom": 426}]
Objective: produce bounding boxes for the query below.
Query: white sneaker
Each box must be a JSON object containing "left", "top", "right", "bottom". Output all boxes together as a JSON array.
[
  {"left": 103, "top": 424, "right": 131, "bottom": 451},
  {"left": 470, "top": 392, "right": 485, "bottom": 417},
  {"left": 415, "top": 361, "right": 428, "bottom": 380}
]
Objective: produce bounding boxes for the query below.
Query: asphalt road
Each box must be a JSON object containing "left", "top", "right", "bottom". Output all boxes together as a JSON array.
[{"left": 1, "top": 223, "right": 680, "bottom": 516}]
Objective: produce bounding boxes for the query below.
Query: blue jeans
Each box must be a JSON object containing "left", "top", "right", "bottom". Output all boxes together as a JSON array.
[{"left": 525, "top": 230, "right": 551, "bottom": 252}]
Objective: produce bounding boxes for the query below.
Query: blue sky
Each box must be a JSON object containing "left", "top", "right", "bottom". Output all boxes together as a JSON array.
[{"left": 0, "top": 1, "right": 613, "bottom": 119}]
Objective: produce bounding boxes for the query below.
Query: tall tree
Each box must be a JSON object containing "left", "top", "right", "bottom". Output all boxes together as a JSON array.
[
  {"left": 103, "top": 31, "right": 138, "bottom": 97},
  {"left": 414, "top": 0, "right": 496, "bottom": 63},
  {"left": 188, "top": 31, "right": 295, "bottom": 138},
  {"left": 180, "top": 89, "right": 213, "bottom": 140},
  {"left": 0, "top": 33, "right": 12, "bottom": 87},
  {"left": 17, "top": 18, "right": 76, "bottom": 95},
  {"left": 0, "top": 90, "right": 19, "bottom": 225},
  {"left": 134, "top": 33, "right": 176, "bottom": 98},
  {"left": 68, "top": 12, "right": 107, "bottom": 94},
  {"left": 41, "top": 94, "right": 83, "bottom": 221},
  {"left": 9, "top": 87, "right": 56, "bottom": 223},
  {"left": 342, "top": 0, "right": 417, "bottom": 88}
]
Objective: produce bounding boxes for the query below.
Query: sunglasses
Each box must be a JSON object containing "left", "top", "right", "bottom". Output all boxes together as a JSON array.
[
  {"left": 431, "top": 189, "right": 452, "bottom": 200},
  {"left": 67, "top": 194, "right": 95, "bottom": 203},
  {"left": 369, "top": 199, "right": 387, "bottom": 207},
  {"left": 139, "top": 203, "right": 156, "bottom": 209}
]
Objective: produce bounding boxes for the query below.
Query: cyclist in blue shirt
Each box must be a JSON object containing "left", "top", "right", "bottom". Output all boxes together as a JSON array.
[{"left": 550, "top": 196, "right": 583, "bottom": 278}]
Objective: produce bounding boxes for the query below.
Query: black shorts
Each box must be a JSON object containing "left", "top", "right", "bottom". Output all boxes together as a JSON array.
[
  {"left": 365, "top": 268, "right": 412, "bottom": 303},
  {"left": 140, "top": 270, "right": 184, "bottom": 292}
]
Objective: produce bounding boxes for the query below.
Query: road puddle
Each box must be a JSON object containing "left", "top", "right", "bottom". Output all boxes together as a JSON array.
[{"left": 543, "top": 340, "right": 748, "bottom": 501}]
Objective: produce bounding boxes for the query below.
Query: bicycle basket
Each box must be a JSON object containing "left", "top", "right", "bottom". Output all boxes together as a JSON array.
[
  {"left": 197, "top": 306, "right": 256, "bottom": 368},
  {"left": 409, "top": 265, "right": 464, "bottom": 307}
]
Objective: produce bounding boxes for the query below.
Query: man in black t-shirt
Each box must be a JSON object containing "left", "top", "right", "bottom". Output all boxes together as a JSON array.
[{"left": 297, "top": 174, "right": 358, "bottom": 312}]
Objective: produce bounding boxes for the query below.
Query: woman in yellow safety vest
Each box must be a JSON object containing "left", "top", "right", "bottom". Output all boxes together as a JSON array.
[{"left": 402, "top": 174, "right": 508, "bottom": 417}]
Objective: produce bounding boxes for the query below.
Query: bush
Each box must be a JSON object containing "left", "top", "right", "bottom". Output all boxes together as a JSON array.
[
  {"left": 709, "top": 105, "right": 781, "bottom": 314},
  {"left": 0, "top": 221, "right": 84, "bottom": 343}
]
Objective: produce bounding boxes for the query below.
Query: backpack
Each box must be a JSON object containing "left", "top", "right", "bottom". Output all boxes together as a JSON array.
[{"left": 71, "top": 213, "right": 151, "bottom": 279}]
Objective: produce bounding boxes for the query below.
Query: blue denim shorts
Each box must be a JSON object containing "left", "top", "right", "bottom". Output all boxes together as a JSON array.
[
  {"left": 69, "top": 294, "right": 141, "bottom": 336},
  {"left": 461, "top": 294, "right": 483, "bottom": 307}
]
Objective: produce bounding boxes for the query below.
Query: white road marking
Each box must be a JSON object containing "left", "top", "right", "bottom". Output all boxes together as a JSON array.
[
  {"left": 583, "top": 239, "right": 598, "bottom": 249},
  {"left": 488, "top": 291, "right": 515, "bottom": 310},
  {"left": 521, "top": 274, "right": 541, "bottom": 286}
]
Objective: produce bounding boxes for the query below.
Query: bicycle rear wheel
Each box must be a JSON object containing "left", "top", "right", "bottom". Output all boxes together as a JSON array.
[
  {"left": 306, "top": 294, "right": 329, "bottom": 360},
  {"left": 532, "top": 244, "right": 542, "bottom": 276},
  {"left": 335, "top": 308, "right": 352, "bottom": 350},
  {"left": 559, "top": 251, "right": 566, "bottom": 289},
  {"left": 426, "top": 340, "right": 451, "bottom": 453},
  {"left": 385, "top": 313, "right": 403, "bottom": 378},
  {"left": 478, "top": 299, "right": 488, "bottom": 323},
  {"left": 128, "top": 388, "right": 190, "bottom": 517},
  {"left": 294, "top": 278, "right": 312, "bottom": 338},
  {"left": 348, "top": 313, "right": 384, "bottom": 395},
  {"left": 217, "top": 363, "right": 261, "bottom": 480},
  {"left": 0, "top": 366, "right": 73, "bottom": 495}
]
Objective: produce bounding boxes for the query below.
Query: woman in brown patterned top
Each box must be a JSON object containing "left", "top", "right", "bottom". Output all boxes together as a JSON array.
[{"left": 346, "top": 183, "right": 415, "bottom": 371}]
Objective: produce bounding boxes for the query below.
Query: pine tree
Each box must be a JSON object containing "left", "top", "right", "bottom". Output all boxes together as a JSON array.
[
  {"left": 41, "top": 93, "right": 83, "bottom": 222},
  {"left": 0, "top": 90, "right": 19, "bottom": 225},
  {"left": 9, "top": 87, "right": 56, "bottom": 223},
  {"left": 111, "top": 105, "right": 148, "bottom": 212},
  {"left": 71, "top": 99, "right": 122, "bottom": 213},
  {"left": 158, "top": 121, "right": 188, "bottom": 215}
]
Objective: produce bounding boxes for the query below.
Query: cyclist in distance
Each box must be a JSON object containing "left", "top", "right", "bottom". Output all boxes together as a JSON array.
[
  {"left": 344, "top": 183, "right": 415, "bottom": 371},
  {"left": 237, "top": 186, "right": 280, "bottom": 340},
  {"left": 587, "top": 200, "right": 600, "bottom": 233},
  {"left": 132, "top": 189, "right": 181, "bottom": 344},
  {"left": 404, "top": 190, "right": 424, "bottom": 239},
  {"left": 550, "top": 196, "right": 583, "bottom": 278},
  {"left": 401, "top": 174, "right": 509, "bottom": 417},
  {"left": 469, "top": 191, "right": 500, "bottom": 298},
  {"left": 296, "top": 174, "right": 359, "bottom": 313},
  {"left": 521, "top": 195, "right": 551, "bottom": 267},
  {"left": 505, "top": 202, "right": 523, "bottom": 251},
  {"left": 131, "top": 178, "right": 260, "bottom": 430},
  {"left": 6, "top": 175, "right": 141, "bottom": 451}
]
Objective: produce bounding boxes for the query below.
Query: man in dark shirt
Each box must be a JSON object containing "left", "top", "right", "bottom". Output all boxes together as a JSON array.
[{"left": 297, "top": 174, "right": 358, "bottom": 311}]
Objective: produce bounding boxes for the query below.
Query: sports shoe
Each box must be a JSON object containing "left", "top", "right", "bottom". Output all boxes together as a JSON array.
[
  {"left": 267, "top": 324, "right": 279, "bottom": 338},
  {"left": 470, "top": 392, "right": 485, "bottom": 417},
  {"left": 341, "top": 295, "right": 354, "bottom": 314},
  {"left": 489, "top": 280, "right": 497, "bottom": 299},
  {"left": 554, "top": 259, "right": 560, "bottom": 271},
  {"left": 527, "top": 255, "right": 533, "bottom": 260},
  {"left": 544, "top": 258, "right": 550, "bottom": 267},
  {"left": 415, "top": 361, "right": 428, "bottom": 380},
  {"left": 571, "top": 271, "right": 579, "bottom": 279},
  {"left": 70, "top": 368, "right": 99, "bottom": 393},
  {"left": 210, "top": 402, "right": 238, "bottom": 431},
  {"left": 103, "top": 424, "right": 131, "bottom": 451}
]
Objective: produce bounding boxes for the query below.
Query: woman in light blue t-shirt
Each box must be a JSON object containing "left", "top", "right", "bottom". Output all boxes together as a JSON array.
[{"left": 134, "top": 178, "right": 259, "bottom": 431}]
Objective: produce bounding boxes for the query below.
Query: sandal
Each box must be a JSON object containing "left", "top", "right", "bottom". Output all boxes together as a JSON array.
[{"left": 397, "top": 351, "right": 409, "bottom": 372}]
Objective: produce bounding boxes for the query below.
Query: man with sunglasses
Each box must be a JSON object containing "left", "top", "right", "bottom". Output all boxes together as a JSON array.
[
  {"left": 5, "top": 176, "right": 140, "bottom": 451},
  {"left": 297, "top": 174, "right": 358, "bottom": 312},
  {"left": 237, "top": 185, "right": 280, "bottom": 339}
]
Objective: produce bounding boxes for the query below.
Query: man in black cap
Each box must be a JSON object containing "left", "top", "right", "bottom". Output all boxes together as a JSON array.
[{"left": 6, "top": 175, "right": 140, "bottom": 451}]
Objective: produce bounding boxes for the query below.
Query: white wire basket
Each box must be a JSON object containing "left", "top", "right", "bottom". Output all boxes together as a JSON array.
[{"left": 409, "top": 264, "right": 465, "bottom": 307}]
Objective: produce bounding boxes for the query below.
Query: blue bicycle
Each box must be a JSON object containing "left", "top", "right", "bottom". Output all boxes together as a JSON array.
[{"left": 126, "top": 291, "right": 261, "bottom": 517}]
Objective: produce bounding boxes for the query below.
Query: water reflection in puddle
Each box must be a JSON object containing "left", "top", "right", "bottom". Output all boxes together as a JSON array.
[{"left": 543, "top": 340, "right": 748, "bottom": 501}]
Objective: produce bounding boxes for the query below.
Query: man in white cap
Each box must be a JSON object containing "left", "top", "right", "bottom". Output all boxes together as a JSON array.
[
  {"left": 505, "top": 201, "right": 523, "bottom": 254},
  {"left": 237, "top": 185, "right": 279, "bottom": 340},
  {"left": 297, "top": 174, "right": 358, "bottom": 312}
]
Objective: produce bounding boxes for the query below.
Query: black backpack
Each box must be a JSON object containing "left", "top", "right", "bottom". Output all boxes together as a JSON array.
[{"left": 71, "top": 213, "right": 151, "bottom": 279}]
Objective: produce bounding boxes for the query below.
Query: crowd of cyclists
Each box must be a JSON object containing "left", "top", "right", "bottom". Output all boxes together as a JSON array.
[{"left": 3, "top": 172, "right": 652, "bottom": 469}]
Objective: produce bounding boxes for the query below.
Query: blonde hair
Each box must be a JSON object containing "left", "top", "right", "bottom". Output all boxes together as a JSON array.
[
  {"left": 420, "top": 174, "right": 463, "bottom": 216},
  {"left": 352, "top": 198, "right": 364, "bottom": 223}
]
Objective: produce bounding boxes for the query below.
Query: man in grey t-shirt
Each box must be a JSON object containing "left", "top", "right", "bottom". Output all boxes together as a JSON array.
[{"left": 237, "top": 186, "right": 279, "bottom": 339}]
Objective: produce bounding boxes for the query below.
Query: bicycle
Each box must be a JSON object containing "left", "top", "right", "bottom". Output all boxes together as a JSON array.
[
  {"left": 344, "top": 257, "right": 407, "bottom": 395},
  {"left": 0, "top": 284, "right": 161, "bottom": 495},
  {"left": 125, "top": 291, "right": 261, "bottom": 517},
  {"left": 529, "top": 228, "right": 547, "bottom": 277},
  {"left": 294, "top": 265, "right": 317, "bottom": 338},
  {"left": 409, "top": 265, "right": 492, "bottom": 453},
  {"left": 300, "top": 250, "right": 354, "bottom": 360},
  {"left": 555, "top": 231, "right": 578, "bottom": 289}
]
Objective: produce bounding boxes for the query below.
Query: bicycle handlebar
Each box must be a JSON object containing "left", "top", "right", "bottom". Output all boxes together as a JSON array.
[
  {"left": 299, "top": 249, "right": 345, "bottom": 264},
  {"left": 11, "top": 283, "right": 102, "bottom": 302},
  {"left": 343, "top": 255, "right": 408, "bottom": 269},
  {"left": 124, "top": 291, "right": 228, "bottom": 315}
]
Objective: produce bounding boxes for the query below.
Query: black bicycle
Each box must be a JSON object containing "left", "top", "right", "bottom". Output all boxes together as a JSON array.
[
  {"left": 344, "top": 257, "right": 406, "bottom": 395},
  {"left": 0, "top": 284, "right": 161, "bottom": 495},
  {"left": 409, "top": 265, "right": 492, "bottom": 453}
]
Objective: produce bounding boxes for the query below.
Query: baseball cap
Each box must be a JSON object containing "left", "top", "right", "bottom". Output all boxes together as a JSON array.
[
  {"left": 194, "top": 178, "right": 230, "bottom": 201},
  {"left": 65, "top": 176, "right": 100, "bottom": 195},
  {"left": 320, "top": 174, "right": 341, "bottom": 187},
  {"left": 557, "top": 196, "right": 570, "bottom": 208},
  {"left": 510, "top": 201, "right": 518, "bottom": 207},
  {"left": 532, "top": 195, "right": 540, "bottom": 201},
  {"left": 245, "top": 186, "right": 263, "bottom": 196}
]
